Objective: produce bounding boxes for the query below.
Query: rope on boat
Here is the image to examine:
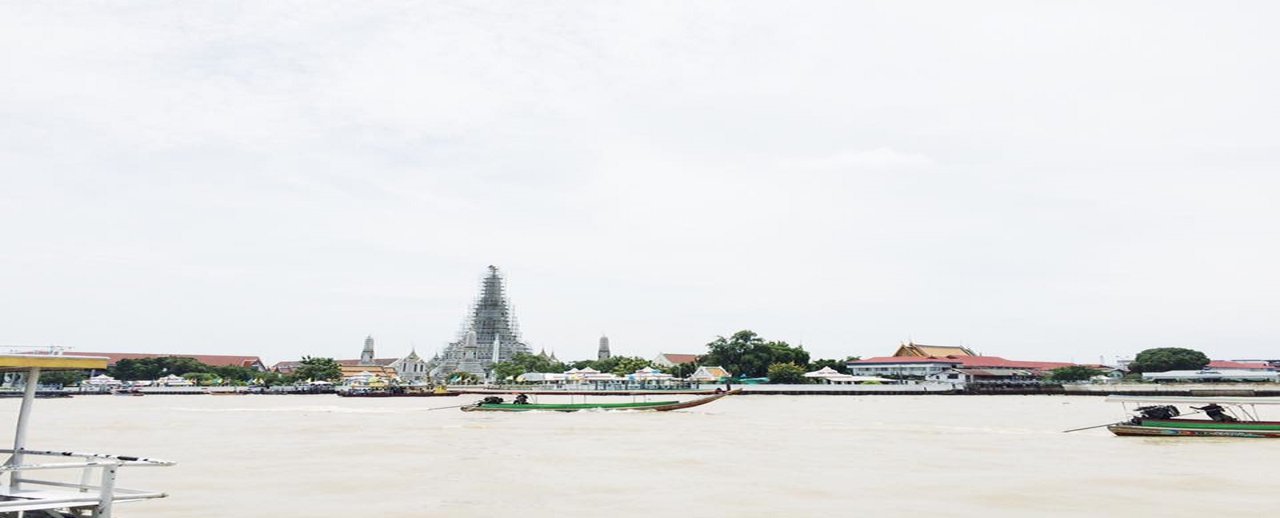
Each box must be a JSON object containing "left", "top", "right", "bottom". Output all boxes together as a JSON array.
[
  {"left": 425, "top": 404, "right": 468, "bottom": 411},
  {"left": 1061, "top": 422, "right": 1120, "bottom": 433}
]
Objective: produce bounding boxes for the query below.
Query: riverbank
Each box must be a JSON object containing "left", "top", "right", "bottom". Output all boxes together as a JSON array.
[
  {"left": 450, "top": 382, "right": 1280, "bottom": 397},
  {"left": 47, "top": 382, "right": 1280, "bottom": 397},
  {"left": 62, "top": 386, "right": 335, "bottom": 395}
]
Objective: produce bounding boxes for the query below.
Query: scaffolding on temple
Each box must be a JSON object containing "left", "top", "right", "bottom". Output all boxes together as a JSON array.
[{"left": 428, "top": 265, "right": 532, "bottom": 380}]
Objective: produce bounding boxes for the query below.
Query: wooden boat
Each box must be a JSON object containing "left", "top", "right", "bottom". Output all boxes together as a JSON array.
[
  {"left": 0, "top": 353, "right": 173, "bottom": 517},
  {"left": 460, "top": 388, "right": 740, "bottom": 412},
  {"left": 1106, "top": 396, "right": 1280, "bottom": 438}
]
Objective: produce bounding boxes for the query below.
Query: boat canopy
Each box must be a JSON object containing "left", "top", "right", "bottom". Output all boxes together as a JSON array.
[
  {"left": 0, "top": 354, "right": 108, "bottom": 372},
  {"left": 0, "top": 353, "right": 173, "bottom": 517},
  {"left": 1106, "top": 395, "right": 1280, "bottom": 405}
]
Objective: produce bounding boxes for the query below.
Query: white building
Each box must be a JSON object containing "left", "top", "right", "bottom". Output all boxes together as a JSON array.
[
  {"left": 387, "top": 350, "right": 431, "bottom": 383},
  {"left": 847, "top": 358, "right": 958, "bottom": 378},
  {"left": 652, "top": 353, "right": 699, "bottom": 368},
  {"left": 688, "top": 366, "right": 730, "bottom": 382}
]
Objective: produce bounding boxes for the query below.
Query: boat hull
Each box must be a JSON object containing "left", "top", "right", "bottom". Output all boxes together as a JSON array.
[
  {"left": 1108, "top": 423, "right": 1280, "bottom": 438},
  {"left": 461, "top": 389, "right": 740, "bottom": 412}
]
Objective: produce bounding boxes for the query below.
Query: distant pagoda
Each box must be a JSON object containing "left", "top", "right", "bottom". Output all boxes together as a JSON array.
[
  {"left": 598, "top": 335, "right": 611, "bottom": 360},
  {"left": 429, "top": 265, "right": 531, "bottom": 379}
]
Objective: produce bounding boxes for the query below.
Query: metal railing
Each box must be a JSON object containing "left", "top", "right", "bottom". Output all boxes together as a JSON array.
[{"left": 0, "top": 448, "right": 173, "bottom": 517}]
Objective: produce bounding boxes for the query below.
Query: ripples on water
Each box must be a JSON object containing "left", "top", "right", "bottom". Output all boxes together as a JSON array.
[{"left": 2, "top": 394, "right": 1276, "bottom": 516}]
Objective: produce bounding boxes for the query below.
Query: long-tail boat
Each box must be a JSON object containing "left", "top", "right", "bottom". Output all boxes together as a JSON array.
[
  {"left": 460, "top": 388, "right": 740, "bottom": 412},
  {"left": 1105, "top": 395, "right": 1280, "bottom": 438}
]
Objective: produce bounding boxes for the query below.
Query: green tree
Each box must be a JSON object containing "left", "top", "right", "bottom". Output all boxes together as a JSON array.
[
  {"left": 492, "top": 362, "right": 526, "bottom": 382},
  {"left": 183, "top": 372, "right": 219, "bottom": 386},
  {"left": 161, "top": 357, "right": 212, "bottom": 376},
  {"left": 767, "top": 342, "right": 810, "bottom": 368},
  {"left": 1047, "top": 366, "right": 1104, "bottom": 382},
  {"left": 567, "top": 356, "right": 656, "bottom": 376},
  {"left": 255, "top": 371, "right": 288, "bottom": 387},
  {"left": 212, "top": 365, "right": 257, "bottom": 385},
  {"left": 703, "top": 330, "right": 765, "bottom": 377},
  {"left": 449, "top": 372, "right": 482, "bottom": 384},
  {"left": 292, "top": 356, "right": 342, "bottom": 382},
  {"left": 108, "top": 356, "right": 213, "bottom": 381},
  {"left": 1128, "top": 347, "right": 1210, "bottom": 373},
  {"left": 109, "top": 358, "right": 164, "bottom": 380},
  {"left": 40, "top": 370, "right": 88, "bottom": 387},
  {"left": 603, "top": 356, "right": 653, "bottom": 376},
  {"left": 702, "top": 330, "right": 810, "bottom": 378},
  {"left": 766, "top": 363, "right": 807, "bottom": 384},
  {"left": 491, "top": 352, "right": 569, "bottom": 382},
  {"left": 807, "top": 358, "right": 858, "bottom": 374}
]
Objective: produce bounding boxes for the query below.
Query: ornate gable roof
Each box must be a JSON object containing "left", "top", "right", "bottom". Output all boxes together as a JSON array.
[{"left": 892, "top": 342, "right": 975, "bottom": 357}]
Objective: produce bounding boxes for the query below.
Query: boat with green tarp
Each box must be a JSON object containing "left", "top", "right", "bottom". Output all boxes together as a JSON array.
[
  {"left": 461, "top": 389, "right": 740, "bottom": 412},
  {"left": 1105, "top": 395, "right": 1280, "bottom": 438}
]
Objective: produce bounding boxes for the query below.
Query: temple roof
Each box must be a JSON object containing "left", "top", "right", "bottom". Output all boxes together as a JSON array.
[
  {"left": 850, "top": 355, "right": 1073, "bottom": 371},
  {"left": 893, "top": 342, "right": 976, "bottom": 358}
]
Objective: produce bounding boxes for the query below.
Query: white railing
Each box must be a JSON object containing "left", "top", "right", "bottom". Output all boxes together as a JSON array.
[{"left": 0, "top": 448, "right": 173, "bottom": 517}]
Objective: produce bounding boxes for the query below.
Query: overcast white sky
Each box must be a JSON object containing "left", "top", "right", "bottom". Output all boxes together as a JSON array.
[{"left": 3, "top": 1, "right": 1278, "bottom": 365}]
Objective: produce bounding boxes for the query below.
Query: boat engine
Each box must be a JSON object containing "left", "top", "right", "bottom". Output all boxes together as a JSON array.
[
  {"left": 1131, "top": 405, "right": 1180, "bottom": 423},
  {"left": 480, "top": 396, "right": 504, "bottom": 405}
]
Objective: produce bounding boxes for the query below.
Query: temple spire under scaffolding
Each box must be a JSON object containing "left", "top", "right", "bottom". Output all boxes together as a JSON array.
[{"left": 428, "top": 266, "right": 532, "bottom": 379}]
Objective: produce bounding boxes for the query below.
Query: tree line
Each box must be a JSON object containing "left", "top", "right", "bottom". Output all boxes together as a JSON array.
[
  {"left": 489, "top": 330, "right": 859, "bottom": 384},
  {"left": 701, "top": 330, "right": 858, "bottom": 384},
  {"left": 41, "top": 356, "right": 338, "bottom": 387}
]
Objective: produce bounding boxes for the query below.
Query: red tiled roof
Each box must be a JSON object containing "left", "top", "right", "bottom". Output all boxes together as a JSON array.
[
  {"left": 659, "top": 353, "right": 700, "bottom": 365},
  {"left": 1208, "top": 360, "right": 1273, "bottom": 370},
  {"left": 337, "top": 358, "right": 398, "bottom": 367},
  {"left": 849, "top": 355, "right": 1075, "bottom": 371},
  {"left": 77, "top": 352, "right": 266, "bottom": 370}
]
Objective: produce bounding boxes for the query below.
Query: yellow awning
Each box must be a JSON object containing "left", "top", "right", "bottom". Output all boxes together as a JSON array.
[{"left": 0, "top": 354, "right": 110, "bottom": 372}]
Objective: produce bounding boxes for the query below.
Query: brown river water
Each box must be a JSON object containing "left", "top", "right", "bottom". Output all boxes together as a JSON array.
[{"left": 2, "top": 394, "right": 1276, "bottom": 517}]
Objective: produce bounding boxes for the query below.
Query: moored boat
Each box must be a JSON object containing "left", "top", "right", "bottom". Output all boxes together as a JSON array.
[
  {"left": 460, "top": 388, "right": 740, "bottom": 412},
  {"left": 1105, "top": 395, "right": 1280, "bottom": 438},
  {"left": 337, "top": 385, "right": 460, "bottom": 398}
]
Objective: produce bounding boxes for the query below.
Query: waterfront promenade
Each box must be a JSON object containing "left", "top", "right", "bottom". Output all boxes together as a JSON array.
[
  {"left": 453, "top": 382, "right": 1280, "bottom": 397},
  {"left": 52, "top": 382, "right": 1280, "bottom": 397}
]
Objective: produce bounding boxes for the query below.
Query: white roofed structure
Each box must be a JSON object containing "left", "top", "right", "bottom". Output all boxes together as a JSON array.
[
  {"left": 0, "top": 353, "right": 173, "bottom": 516},
  {"left": 1141, "top": 369, "right": 1280, "bottom": 382}
]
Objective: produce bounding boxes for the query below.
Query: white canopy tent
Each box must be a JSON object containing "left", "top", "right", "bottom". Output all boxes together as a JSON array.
[
  {"left": 157, "top": 374, "right": 192, "bottom": 386},
  {"left": 630, "top": 367, "right": 674, "bottom": 381},
  {"left": 803, "top": 367, "right": 842, "bottom": 378},
  {"left": 804, "top": 367, "right": 894, "bottom": 385},
  {"left": 85, "top": 374, "right": 122, "bottom": 387}
]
